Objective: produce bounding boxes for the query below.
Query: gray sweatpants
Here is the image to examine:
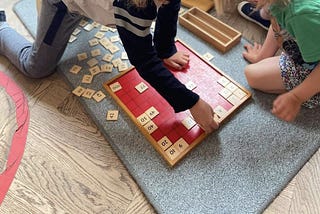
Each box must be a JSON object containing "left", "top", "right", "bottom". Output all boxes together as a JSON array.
[{"left": 0, "top": 0, "right": 83, "bottom": 78}]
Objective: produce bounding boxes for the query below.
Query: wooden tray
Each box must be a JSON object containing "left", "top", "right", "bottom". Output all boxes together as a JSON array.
[
  {"left": 103, "top": 40, "right": 251, "bottom": 166},
  {"left": 179, "top": 7, "right": 242, "bottom": 53}
]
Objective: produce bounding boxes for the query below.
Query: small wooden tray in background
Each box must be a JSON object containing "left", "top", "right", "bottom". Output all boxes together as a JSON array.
[{"left": 179, "top": 7, "right": 242, "bottom": 53}]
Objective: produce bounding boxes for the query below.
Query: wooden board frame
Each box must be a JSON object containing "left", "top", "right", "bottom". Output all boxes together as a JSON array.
[
  {"left": 103, "top": 39, "right": 251, "bottom": 167},
  {"left": 179, "top": 7, "right": 242, "bottom": 53}
]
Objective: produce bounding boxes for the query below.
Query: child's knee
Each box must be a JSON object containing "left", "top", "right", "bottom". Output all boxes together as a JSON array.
[
  {"left": 244, "top": 64, "right": 260, "bottom": 89},
  {"left": 244, "top": 64, "right": 255, "bottom": 86},
  {"left": 23, "top": 62, "right": 56, "bottom": 78}
]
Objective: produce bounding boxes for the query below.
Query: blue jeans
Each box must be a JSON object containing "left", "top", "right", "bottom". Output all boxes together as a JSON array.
[{"left": 0, "top": 0, "right": 82, "bottom": 78}]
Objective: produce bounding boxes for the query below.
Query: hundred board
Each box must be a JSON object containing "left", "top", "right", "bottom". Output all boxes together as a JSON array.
[{"left": 103, "top": 40, "right": 251, "bottom": 166}]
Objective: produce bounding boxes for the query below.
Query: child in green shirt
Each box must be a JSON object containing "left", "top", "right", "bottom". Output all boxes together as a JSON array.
[{"left": 240, "top": 0, "right": 320, "bottom": 122}]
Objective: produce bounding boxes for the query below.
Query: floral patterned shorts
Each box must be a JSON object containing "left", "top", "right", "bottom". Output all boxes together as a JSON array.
[{"left": 279, "top": 52, "right": 320, "bottom": 108}]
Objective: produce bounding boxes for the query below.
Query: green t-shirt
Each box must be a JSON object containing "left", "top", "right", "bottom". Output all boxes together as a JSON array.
[{"left": 270, "top": 0, "right": 320, "bottom": 63}]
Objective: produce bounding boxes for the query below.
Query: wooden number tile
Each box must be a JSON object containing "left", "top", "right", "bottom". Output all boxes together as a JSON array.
[
  {"left": 92, "top": 90, "right": 106, "bottom": 102},
  {"left": 165, "top": 145, "right": 180, "bottom": 160},
  {"left": 94, "top": 31, "right": 105, "bottom": 39},
  {"left": 108, "top": 45, "right": 120, "bottom": 54},
  {"left": 82, "top": 74, "right": 93, "bottom": 84},
  {"left": 91, "top": 48, "right": 101, "bottom": 57},
  {"left": 87, "top": 58, "right": 99, "bottom": 67},
  {"left": 112, "top": 58, "right": 122, "bottom": 67},
  {"left": 173, "top": 138, "right": 189, "bottom": 153},
  {"left": 110, "top": 35, "right": 120, "bottom": 42},
  {"left": 83, "top": 23, "right": 94, "bottom": 31},
  {"left": 72, "top": 28, "right": 81, "bottom": 36},
  {"left": 103, "top": 53, "right": 114, "bottom": 62},
  {"left": 137, "top": 113, "right": 151, "bottom": 126},
  {"left": 92, "top": 22, "right": 100, "bottom": 28},
  {"left": 219, "top": 87, "right": 232, "bottom": 99},
  {"left": 233, "top": 88, "right": 247, "bottom": 99},
  {"left": 77, "top": 52, "right": 88, "bottom": 61},
  {"left": 225, "top": 82, "right": 238, "bottom": 93},
  {"left": 121, "top": 52, "right": 128, "bottom": 60},
  {"left": 68, "top": 35, "right": 77, "bottom": 43},
  {"left": 213, "top": 105, "right": 228, "bottom": 118},
  {"left": 106, "top": 110, "right": 119, "bottom": 121},
  {"left": 109, "top": 82, "right": 122, "bottom": 92},
  {"left": 181, "top": 116, "right": 197, "bottom": 130},
  {"left": 227, "top": 94, "right": 241, "bottom": 106},
  {"left": 69, "top": 65, "right": 82, "bottom": 74},
  {"left": 100, "top": 38, "right": 112, "bottom": 50},
  {"left": 79, "top": 19, "right": 88, "bottom": 27},
  {"left": 143, "top": 120, "right": 158, "bottom": 134},
  {"left": 157, "top": 136, "right": 173, "bottom": 151},
  {"left": 99, "top": 37, "right": 111, "bottom": 44},
  {"left": 203, "top": 52, "right": 214, "bottom": 61},
  {"left": 135, "top": 82, "right": 148, "bottom": 93},
  {"left": 185, "top": 81, "right": 197, "bottom": 90},
  {"left": 89, "top": 65, "right": 101, "bottom": 76},
  {"left": 145, "top": 106, "right": 159, "bottom": 119},
  {"left": 89, "top": 38, "right": 99, "bottom": 46},
  {"left": 109, "top": 27, "right": 117, "bottom": 32},
  {"left": 101, "top": 43, "right": 113, "bottom": 51},
  {"left": 82, "top": 88, "right": 96, "bottom": 99},
  {"left": 101, "top": 63, "right": 113, "bottom": 73},
  {"left": 217, "top": 76, "right": 230, "bottom": 87},
  {"left": 72, "top": 86, "right": 86, "bottom": 96},
  {"left": 118, "top": 62, "right": 128, "bottom": 72},
  {"left": 100, "top": 25, "right": 109, "bottom": 31},
  {"left": 213, "top": 113, "right": 220, "bottom": 122}
]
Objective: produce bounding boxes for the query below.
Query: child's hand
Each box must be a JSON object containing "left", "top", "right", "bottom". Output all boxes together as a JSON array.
[
  {"left": 243, "top": 42, "right": 263, "bottom": 63},
  {"left": 189, "top": 98, "right": 219, "bottom": 133},
  {"left": 271, "top": 92, "right": 302, "bottom": 122},
  {"left": 163, "top": 51, "right": 189, "bottom": 70}
]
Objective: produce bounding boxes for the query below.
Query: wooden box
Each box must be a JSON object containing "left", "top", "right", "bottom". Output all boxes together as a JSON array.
[{"left": 179, "top": 7, "right": 242, "bottom": 53}]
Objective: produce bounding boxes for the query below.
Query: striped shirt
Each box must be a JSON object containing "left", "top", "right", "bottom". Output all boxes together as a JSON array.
[{"left": 63, "top": 0, "right": 199, "bottom": 112}]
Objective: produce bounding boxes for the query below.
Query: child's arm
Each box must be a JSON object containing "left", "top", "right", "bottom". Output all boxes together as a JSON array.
[
  {"left": 154, "top": 0, "right": 189, "bottom": 70},
  {"left": 114, "top": 1, "right": 195, "bottom": 111},
  {"left": 190, "top": 98, "right": 219, "bottom": 132},
  {"left": 114, "top": 0, "right": 219, "bottom": 132},
  {"left": 243, "top": 25, "right": 279, "bottom": 63},
  {"left": 272, "top": 63, "right": 320, "bottom": 121}
]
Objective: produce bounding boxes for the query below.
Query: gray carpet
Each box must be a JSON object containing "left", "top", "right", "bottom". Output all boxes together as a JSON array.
[{"left": 14, "top": 0, "right": 320, "bottom": 213}]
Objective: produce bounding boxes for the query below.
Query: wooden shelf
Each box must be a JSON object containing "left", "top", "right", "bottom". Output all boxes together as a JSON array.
[{"left": 179, "top": 7, "right": 242, "bottom": 53}]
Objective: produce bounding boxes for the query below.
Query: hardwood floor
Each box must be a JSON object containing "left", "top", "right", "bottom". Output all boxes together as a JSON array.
[{"left": 0, "top": 1, "right": 319, "bottom": 213}]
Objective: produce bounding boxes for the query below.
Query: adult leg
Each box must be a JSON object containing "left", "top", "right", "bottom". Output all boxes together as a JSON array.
[
  {"left": 0, "top": 0, "right": 82, "bottom": 78},
  {"left": 244, "top": 56, "right": 286, "bottom": 94}
]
